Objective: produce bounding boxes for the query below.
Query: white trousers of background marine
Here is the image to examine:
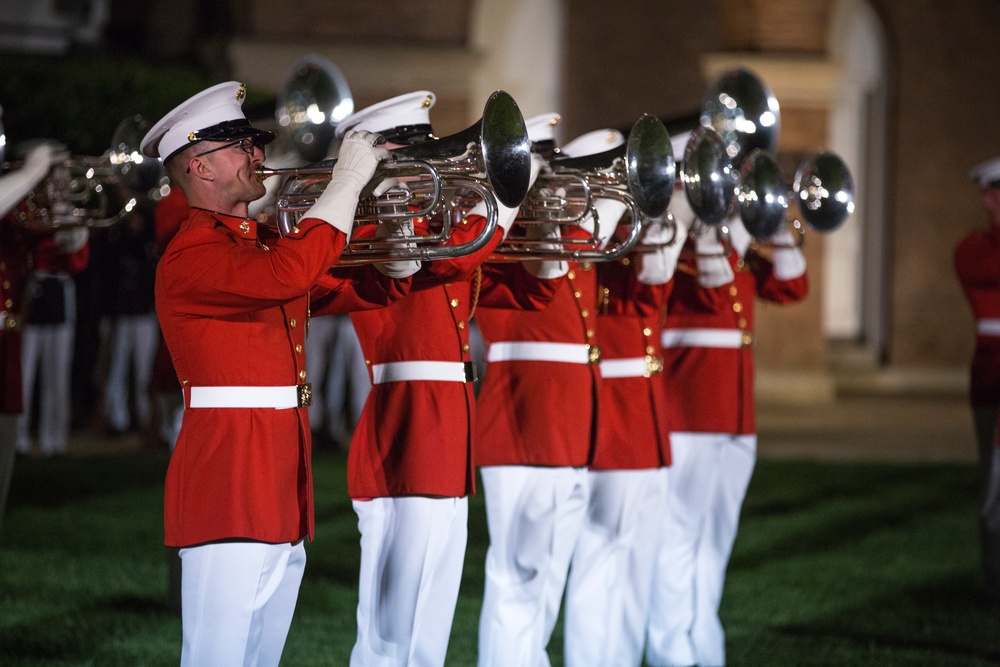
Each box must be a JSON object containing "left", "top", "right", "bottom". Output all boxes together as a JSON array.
[
  {"left": 179, "top": 540, "right": 306, "bottom": 667},
  {"left": 564, "top": 467, "right": 668, "bottom": 667},
  {"left": 17, "top": 320, "right": 74, "bottom": 455},
  {"left": 104, "top": 313, "right": 159, "bottom": 432},
  {"left": 646, "top": 432, "right": 756, "bottom": 667},
  {"left": 351, "top": 495, "right": 468, "bottom": 667},
  {"left": 477, "top": 465, "right": 590, "bottom": 667}
]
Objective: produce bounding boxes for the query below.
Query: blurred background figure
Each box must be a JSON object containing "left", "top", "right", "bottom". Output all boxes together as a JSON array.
[
  {"left": 100, "top": 198, "right": 159, "bottom": 439},
  {"left": 305, "top": 312, "right": 369, "bottom": 451},
  {"left": 7, "top": 138, "right": 90, "bottom": 458},
  {"left": 0, "top": 126, "right": 68, "bottom": 525},
  {"left": 954, "top": 155, "right": 1000, "bottom": 602}
]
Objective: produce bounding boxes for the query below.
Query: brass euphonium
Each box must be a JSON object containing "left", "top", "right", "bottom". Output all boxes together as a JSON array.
[
  {"left": 255, "top": 90, "right": 531, "bottom": 265},
  {"left": 499, "top": 113, "right": 676, "bottom": 262},
  {"left": 10, "top": 114, "right": 164, "bottom": 232}
]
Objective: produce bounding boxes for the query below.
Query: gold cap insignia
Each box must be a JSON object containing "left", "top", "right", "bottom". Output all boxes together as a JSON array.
[
  {"left": 422, "top": 94, "right": 433, "bottom": 109},
  {"left": 236, "top": 84, "right": 246, "bottom": 101}
]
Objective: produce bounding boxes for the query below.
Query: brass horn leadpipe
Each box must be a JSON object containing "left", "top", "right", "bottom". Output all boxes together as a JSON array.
[
  {"left": 252, "top": 90, "right": 531, "bottom": 263},
  {"left": 495, "top": 114, "right": 675, "bottom": 262}
]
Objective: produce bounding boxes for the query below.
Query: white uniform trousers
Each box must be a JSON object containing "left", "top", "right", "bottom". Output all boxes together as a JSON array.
[
  {"left": 179, "top": 540, "right": 306, "bottom": 667},
  {"left": 564, "top": 467, "right": 668, "bottom": 667},
  {"left": 351, "top": 495, "right": 468, "bottom": 667},
  {"left": 17, "top": 321, "right": 75, "bottom": 456},
  {"left": 646, "top": 432, "right": 756, "bottom": 667},
  {"left": 477, "top": 465, "right": 590, "bottom": 667},
  {"left": 105, "top": 313, "right": 159, "bottom": 432},
  {"left": 972, "top": 406, "right": 1000, "bottom": 598}
]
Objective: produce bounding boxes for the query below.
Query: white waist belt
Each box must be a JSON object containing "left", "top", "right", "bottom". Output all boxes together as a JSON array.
[
  {"left": 486, "top": 341, "right": 594, "bottom": 364},
  {"left": 661, "top": 328, "right": 744, "bottom": 349},
  {"left": 600, "top": 356, "right": 662, "bottom": 378},
  {"left": 189, "top": 384, "right": 310, "bottom": 409},
  {"left": 371, "top": 361, "right": 474, "bottom": 384},
  {"left": 978, "top": 319, "right": 1000, "bottom": 336}
]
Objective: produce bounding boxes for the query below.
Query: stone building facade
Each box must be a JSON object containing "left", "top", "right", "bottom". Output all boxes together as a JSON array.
[{"left": 120, "top": 0, "right": 1000, "bottom": 402}]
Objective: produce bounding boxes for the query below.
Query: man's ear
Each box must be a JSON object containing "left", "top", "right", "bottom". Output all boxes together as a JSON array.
[{"left": 187, "top": 155, "right": 215, "bottom": 182}]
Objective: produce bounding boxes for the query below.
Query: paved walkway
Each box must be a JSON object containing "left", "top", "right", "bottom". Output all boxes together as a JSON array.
[{"left": 757, "top": 393, "right": 977, "bottom": 463}]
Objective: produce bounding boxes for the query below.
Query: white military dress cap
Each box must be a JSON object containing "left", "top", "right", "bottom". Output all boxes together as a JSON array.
[
  {"left": 560, "top": 128, "right": 625, "bottom": 158},
  {"left": 969, "top": 156, "right": 1000, "bottom": 188},
  {"left": 560, "top": 128, "right": 628, "bottom": 245},
  {"left": 523, "top": 112, "right": 561, "bottom": 144},
  {"left": 140, "top": 81, "right": 275, "bottom": 161},
  {"left": 335, "top": 91, "right": 436, "bottom": 140}
]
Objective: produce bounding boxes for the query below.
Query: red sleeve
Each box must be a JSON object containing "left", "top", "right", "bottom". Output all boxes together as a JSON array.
[
  {"left": 419, "top": 214, "right": 501, "bottom": 286},
  {"left": 597, "top": 257, "right": 672, "bottom": 317},
  {"left": 476, "top": 261, "right": 563, "bottom": 310},
  {"left": 31, "top": 235, "right": 89, "bottom": 274},
  {"left": 747, "top": 249, "right": 809, "bottom": 303},
  {"left": 955, "top": 231, "right": 1000, "bottom": 318},
  {"left": 310, "top": 265, "right": 412, "bottom": 314},
  {"left": 157, "top": 216, "right": 344, "bottom": 317}
]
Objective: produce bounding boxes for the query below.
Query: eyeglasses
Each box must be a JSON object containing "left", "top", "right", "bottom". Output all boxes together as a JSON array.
[
  {"left": 187, "top": 137, "right": 260, "bottom": 173},
  {"left": 194, "top": 137, "right": 259, "bottom": 158}
]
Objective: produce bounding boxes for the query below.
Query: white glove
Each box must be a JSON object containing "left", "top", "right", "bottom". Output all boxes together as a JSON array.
[
  {"left": 522, "top": 222, "right": 568, "bottom": 279},
  {"left": 373, "top": 218, "right": 421, "bottom": 279},
  {"left": 53, "top": 226, "right": 89, "bottom": 254},
  {"left": 769, "top": 225, "right": 807, "bottom": 280},
  {"left": 0, "top": 140, "right": 67, "bottom": 219},
  {"left": 467, "top": 152, "right": 545, "bottom": 238},
  {"left": 635, "top": 216, "right": 683, "bottom": 285},
  {"left": 580, "top": 196, "right": 627, "bottom": 250},
  {"left": 694, "top": 228, "right": 734, "bottom": 288},
  {"left": 304, "top": 130, "right": 389, "bottom": 239},
  {"left": 725, "top": 214, "right": 753, "bottom": 259}
]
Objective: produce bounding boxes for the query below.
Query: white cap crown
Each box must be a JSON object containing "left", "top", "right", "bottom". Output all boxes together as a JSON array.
[
  {"left": 335, "top": 91, "right": 436, "bottom": 140},
  {"left": 140, "top": 81, "right": 274, "bottom": 160},
  {"left": 560, "top": 128, "right": 625, "bottom": 158}
]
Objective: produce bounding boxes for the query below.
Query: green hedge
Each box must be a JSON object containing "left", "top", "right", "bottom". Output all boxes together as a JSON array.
[{"left": 0, "top": 52, "right": 273, "bottom": 156}]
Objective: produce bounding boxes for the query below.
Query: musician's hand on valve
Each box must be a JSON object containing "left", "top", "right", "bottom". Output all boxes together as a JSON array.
[
  {"left": 304, "top": 130, "right": 390, "bottom": 239},
  {"left": 373, "top": 218, "right": 421, "bottom": 279},
  {"left": 466, "top": 154, "right": 544, "bottom": 238},
  {"left": 635, "top": 216, "right": 682, "bottom": 285},
  {"left": 694, "top": 226, "right": 734, "bottom": 288},
  {"left": 333, "top": 130, "right": 389, "bottom": 192},
  {"left": 53, "top": 226, "right": 89, "bottom": 254},
  {"left": 522, "top": 222, "right": 569, "bottom": 279},
  {"left": 23, "top": 141, "right": 69, "bottom": 172},
  {"left": 769, "top": 225, "right": 807, "bottom": 280}
]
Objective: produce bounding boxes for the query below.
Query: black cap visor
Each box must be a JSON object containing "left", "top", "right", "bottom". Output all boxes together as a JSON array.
[{"left": 164, "top": 119, "right": 276, "bottom": 162}]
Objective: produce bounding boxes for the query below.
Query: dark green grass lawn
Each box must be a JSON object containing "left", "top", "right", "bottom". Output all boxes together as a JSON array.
[{"left": 1, "top": 450, "right": 998, "bottom": 666}]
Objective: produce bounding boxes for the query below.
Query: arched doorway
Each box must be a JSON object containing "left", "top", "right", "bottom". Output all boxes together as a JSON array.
[{"left": 825, "top": 0, "right": 890, "bottom": 366}]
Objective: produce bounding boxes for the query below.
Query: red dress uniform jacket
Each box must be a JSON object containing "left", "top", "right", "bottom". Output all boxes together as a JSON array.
[
  {"left": 348, "top": 218, "right": 559, "bottom": 499},
  {"left": 955, "top": 226, "right": 1000, "bottom": 407},
  {"left": 156, "top": 209, "right": 406, "bottom": 547},
  {"left": 662, "top": 245, "right": 808, "bottom": 435},
  {"left": 592, "top": 257, "right": 672, "bottom": 470},
  {"left": 476, "top": 260, "right": 601, "bottom": 467}
]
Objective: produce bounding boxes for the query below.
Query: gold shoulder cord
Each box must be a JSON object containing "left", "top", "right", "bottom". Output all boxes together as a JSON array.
[{"left": 469, "top": 266, "right": 483, "bottom": 320}]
